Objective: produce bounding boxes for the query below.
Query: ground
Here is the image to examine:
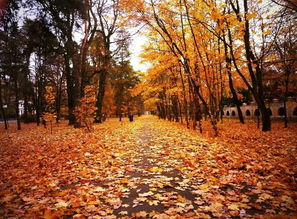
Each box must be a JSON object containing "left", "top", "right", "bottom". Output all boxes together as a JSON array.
[{"left": 0, "top": 116, "right": 296, "bottom": 218}]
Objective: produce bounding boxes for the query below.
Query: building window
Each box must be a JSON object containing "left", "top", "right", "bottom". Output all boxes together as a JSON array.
[
  {"left": 278, "top": 107, "right": 285, "bottom": 116},
  {"left": 226, "top": 111, "right": 230, "bottom": 116},
  {"left": 246, "top": 110, "right": 251, "bottom": 116},
  {"left": 232, "top": 111, "right": 236, "bottom": 116},
  {"left": 254, "top": 109, "right": 260, "bottom": 116}
]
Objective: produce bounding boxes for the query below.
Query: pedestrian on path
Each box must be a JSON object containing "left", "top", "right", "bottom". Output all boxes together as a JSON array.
[{"left": 128, "top": 114, "right": 134, "bottom": 122}]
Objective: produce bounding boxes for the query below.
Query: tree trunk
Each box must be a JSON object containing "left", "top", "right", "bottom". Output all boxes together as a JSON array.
[
  {"left": 223, "top": 30, "right": 244, "bottom": 124},
  {"left": 283, "top": 71, "right": 289, "bottom": 128},
  {"left": 194, "top": 97, "right": 203, "bottom": 133},
  {"left": 14, "top": 80, "right": 21, "bottom": 130},
  {"left": 65, "top": 53, "right": 77, "bottom": 126},
  {"left": 227, "top": 0, "right": 271, "bottom": 131},
  {"left": 157, "top": 104, "right": 161, "bottom": 119},
  {"left": 33, "top": 92, "right": 40, "bottom": 126},
  {"left": 23, "top": 94, "right": 28, "bottom": 123},
  {"left": 172, "top": 96, "right": 179, "bottom": 122},
  {"left": 255, "top": 98, "right": 271, "bottom": 131},
  {"left": 228, "top": 71, "right": 245, "bottom": 124},
  {"left": 256, "top": 109, "right": 260, "bottom": 129},
  {"left": 0, "top": 84, "right": 8, "bottom": 130},
  {"left": 178, "top": 67, "right": 189, "bottom": 128},
  {"left": 243, "top": 0, "right": 271, "bottom": 131},
  {"left": 56, "top": 84, "right": 62, "bottom": 123},
  {"left": 23, "top": 51, "right": 31, "bottom": 124},
  {"left": 177, "top": 98, "right": 183, "bottom": 124},
  {"left": 95, "top": 70, "right": 107, "bottom": 123},
  {"left": 260, "top": 108, "right": 271, "bottom": 131},
  {"left": 283, "top": 99, "right": 288, "bottom": 128}
]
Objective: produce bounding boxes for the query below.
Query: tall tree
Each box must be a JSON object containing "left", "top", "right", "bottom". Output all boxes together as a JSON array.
[
  {"left": 93, "top": 0, "right": 121, "bottom": 123},
  {"left": 0, "top": 0, "right": 23, "bottom": 130},
  {"left": 270, "top": 0, "right": 297, "bottom": 127},
  {"left": 35, "top": 0, "right": 84, "bottom": 126}
]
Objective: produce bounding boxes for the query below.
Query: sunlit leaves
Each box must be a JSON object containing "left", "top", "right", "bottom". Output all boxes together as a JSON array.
[
  {"left": 0, "top": 117, "right": 297, "bottom": 217},
  {"left": 74, "top": 85, "right": 97, "bottom": 131},
  {"left": 43, "top": 86, "right": 57, "bottom": 133}
]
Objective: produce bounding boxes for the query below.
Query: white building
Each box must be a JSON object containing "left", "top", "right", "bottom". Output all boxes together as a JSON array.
[{"left": 222, "top": 98, "right": 297, "bottom": 119}]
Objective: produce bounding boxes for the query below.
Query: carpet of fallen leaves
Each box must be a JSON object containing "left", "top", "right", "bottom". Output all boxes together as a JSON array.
[{"left": 0, "top": 116, "right": 296, "bottom": 218}]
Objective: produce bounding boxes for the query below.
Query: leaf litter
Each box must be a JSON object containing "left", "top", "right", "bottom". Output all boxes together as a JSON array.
[{"left": 0, "top": 116, "right": 296, "bottom": 218}]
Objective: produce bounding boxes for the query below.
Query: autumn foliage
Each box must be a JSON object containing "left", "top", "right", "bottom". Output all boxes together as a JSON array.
[
  {"left": 0, "top": 0, "right": 297, "bottom": 218},
  {"left": 121, "top": 0, "right": 297, "bottom": 133},
  {"left": 75, "top": 85, "right": 97, "bottom": 131},
  {"left": 43, "top": 86, "right": 56, "bottom": 133},
  {"left": 0, "top": 116, "right": 296, "bottom": 217}
]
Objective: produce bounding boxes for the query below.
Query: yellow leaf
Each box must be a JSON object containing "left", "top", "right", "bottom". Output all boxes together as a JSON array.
[
  {"left": 200, "top": 184, "right": 209, "bottom": 190},
  {"left": 148, "top": 167, "right": 163, "bottom": 172},
  {"left": 149, "top": 210, "right": 156, "bottom": 217},
  {"left": 259, "top": 193, "right": 273, "bottom": 200},
  {"left": 120, "top": 178, "right": 129, "bottom": 184},
  {"left": 228, "top": 204, "right": 239, "bottom": 211}
]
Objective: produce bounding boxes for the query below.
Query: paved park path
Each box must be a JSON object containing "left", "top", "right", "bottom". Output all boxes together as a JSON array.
[{"left": 0, "top": 116, "right": 296, "bottom": 218}]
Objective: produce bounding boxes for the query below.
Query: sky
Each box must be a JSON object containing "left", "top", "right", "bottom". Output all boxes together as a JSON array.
[
  {"left": 73, "top": 25, "right": 149, "bottom": 73},
  {"left": 73, "top": 26, "right": 150, "bottom": 72},
  {"left": 129, "top": 33, "right": 150, "bottom": 73}
]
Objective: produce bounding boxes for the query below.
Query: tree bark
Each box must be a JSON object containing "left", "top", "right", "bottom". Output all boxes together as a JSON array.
[
  {"left": 14, "top": 80, "right": 21, "bottom": 130},
  {"left": 243, "top": 0, "right": 271, "bottom": 131},
  {"left": 227, "top": 0, "right": 271, "bottom": 131},
  {"left": 228, "top": 71, "right": 244, "bottom": 124},
  {"left": 283, "top": 69, "right": 289, "bottom": 128},
  {"left": 23, "top": 93, "right": 28, "bottom": 123},
  {"left": 65, "top": 56, "right": 76, "bottom": 125},
  {"left": 172, "top": 96, "right": 179, "bottom": 122},
  {"left": 56, "top": 83, "right": 62, "bottom": 122},
  {"left": 0, "top": 83, "right": 8, "bottom": 130},
  {"left": 95, "top": 69, "right": 107, "bottom": 123},
  {"left": 64, "top": 38, "right": 79, "bottom": 126},
  {"left": 222, "top": 31, "right": 245, "bottom": 124}
]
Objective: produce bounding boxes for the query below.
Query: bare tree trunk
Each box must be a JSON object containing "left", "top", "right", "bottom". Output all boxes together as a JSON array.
[
  {"left": 56, "top": 84, "right": 62, "bottom": 123},
  {"left": 227, "top": 0, "right": 271, "bottom": 131},
  {"left": 178, "top": 67, "right": 189, "bottom": 128},
  {"left": 228, "top": 71, "right": 245, "bottom": 124},
  {"left": 177, "top": 98, "right": 183, "bottom": 124},
  {"left": 283, "top": 68, "right": 290, "bottom": 128},
  {"left": 14, "top": 80, "right": 21, "bottom": 130},
  {"left": 172, "top": 96, "right": 179, "bottom": 122},
  {"left": 194, "top": 95, "right": 203, "bottom": 133},
  {"left": 64, "top": 45, "right": 80, "bottom": 127},
  {"left": 65, "top": 70, "right": 76, "bottom": 125},
  {"left": 80, "top": 6, "right": 97, "bottom": 95},
  {"left": 283, "top": 100, "right": 287, "bottom": 127},
  {"left": 0, "top": 84, "right": 8, "bottom": 130},
  {"left": 33, "top": 92, "right": 40, "bottom": 126},
  {"left": 282, "top": 64, "right": 291, "bottom": 130},
  {"left": 243, "top": 0, "right": 270, "bottom": 131},
  {"left": 222, "top": 29, "right": 245, "bottom": 124},
  {"left": 95, "top": 70, "right": 107, "bottom": 123}
]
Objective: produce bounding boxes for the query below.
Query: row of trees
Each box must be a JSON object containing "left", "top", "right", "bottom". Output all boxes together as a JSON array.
[
  {"left": 0, "top": 0, "right": 143, "bottom": 130},
  {"left": 122, "top": 0, "right": 297, "bottom": 133}
]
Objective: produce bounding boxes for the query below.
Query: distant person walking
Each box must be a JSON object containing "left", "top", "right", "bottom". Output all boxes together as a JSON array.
[{"left": 128, "top": 114, "right": 134, "bottom": 122}]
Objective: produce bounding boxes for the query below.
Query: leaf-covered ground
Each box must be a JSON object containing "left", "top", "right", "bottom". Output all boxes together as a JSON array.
[{"left": 0, "top": 116, "right": 296, "bottom": 218}]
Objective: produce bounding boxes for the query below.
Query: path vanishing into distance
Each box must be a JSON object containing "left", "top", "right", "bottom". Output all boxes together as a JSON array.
[{"left": 0, "top": 116, "right": 296, "bottom": 218}]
